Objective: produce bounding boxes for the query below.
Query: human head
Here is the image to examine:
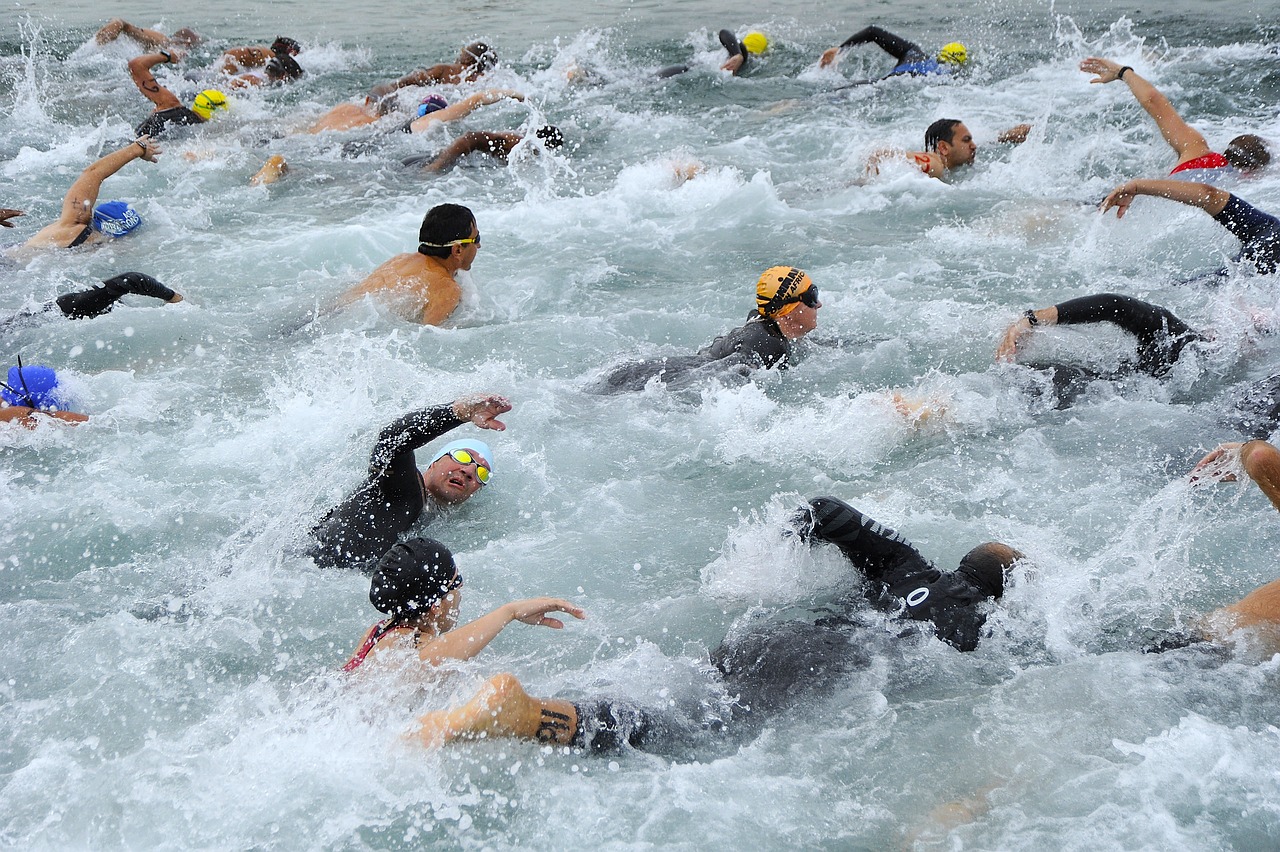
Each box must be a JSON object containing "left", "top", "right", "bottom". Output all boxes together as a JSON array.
[
  {"left": 171, "top": 28, "right": 202, "bottom": 48},
  {"left": 369, "top": 538, "right": 461, "bottom": 625},
  {"left": 937, "top": 42, "right": 968, "bottom": 66},
  {"left": 756, "top": 266, "right": 814, "bottom": 318},
  {"left": 271, "top": 36, "right": 302, "bottom": 57},
  {"left": 417, "top": 203, "right": 478, "bottom": 260},
  {"left": 925, "top": 118, "right": 976, "bottom": 168},
  {"left": 191, "top": 89, "right": 229, "bottom": 120},
  {"left": 1, "top": 364, "right": 61, "bottom": 409},
  {"left": 956, "top": 542, "right": 1024, "bottom": 599},
  {"left": 535, "top": 125, "right": 564, "bottom": 150},
  {"left": 265, "top": 53, "right": 304, "bottom": 83},
  {"left": 1224, "top": 134, "right": 1270, "bottom": 172},
  {"left": 92, "top": 201, "right": 142, "bottom": 237},
  {"left": 461, "top": 41, "right": 496, "bottom": 74},
  {"left": 422, "top": 438, "right": 493, "bottom": 504},
  {"left": 417, "top": 94, "right": 449, "bottom": 117},
  {"left": 742, "top": 32, "right": 769, "bottom": 55}
]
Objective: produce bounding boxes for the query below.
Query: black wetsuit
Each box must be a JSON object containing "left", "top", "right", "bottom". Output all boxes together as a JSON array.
[
  {"left": 1214, "top": 194, "right": 1280, "bottom": 275},
  {"left": 1, "top": 272, "right": 175, "bottom": 332},
  {"left": 833, "top": 26, "right": 947, "bottom": 84},
  {"left": 135, "top": 107, "right": 204, "bottom": 139},
  {"left": 593, "top": 313, "right": 791, "bottom": 393},
  {"left": 1052, "top": 293, "right": 1202, "bottom": 377},
  {"left": 308, "top": 404, "right": 464, "bottom": 571},
  {"left": 656, "top": 28, "right": 748, "bottom": 79}
]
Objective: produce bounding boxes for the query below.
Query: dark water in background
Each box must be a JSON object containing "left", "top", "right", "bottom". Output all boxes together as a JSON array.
[{"left": 2, "top": 1, "right": 1280, "bottom": 848}]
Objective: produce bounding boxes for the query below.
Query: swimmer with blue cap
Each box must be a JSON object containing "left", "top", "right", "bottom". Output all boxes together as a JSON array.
[
  {"left": 22, "top": 137, "right": 161, "bottom": 250},
  {"left": 0, "top": 360, "right": 87, "bottom": 426}
]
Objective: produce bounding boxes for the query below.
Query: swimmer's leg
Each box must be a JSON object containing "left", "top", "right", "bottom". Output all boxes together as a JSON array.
[
  {"left": 411, "top": 673, "right": 580, "bottom": 748},
  {"left": 56, "top": 272, "right": 177, "bottom": 319},
  {"left": 250, "top": 154, "right": 289, "bottom": 186}
]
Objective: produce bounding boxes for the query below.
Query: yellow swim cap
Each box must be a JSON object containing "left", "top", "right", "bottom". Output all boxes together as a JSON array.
[
  {"left": 742, "top": 32, "right": 769, "bottom": 55},
  {"left": 938, "top": 42, "right": 968, "bottom": 65},
  {"left": 191, "top": 89, "right": 229, "bottom": 120},
  {"left": 756, "top": 266, "right": 814, "bottom": 318}
]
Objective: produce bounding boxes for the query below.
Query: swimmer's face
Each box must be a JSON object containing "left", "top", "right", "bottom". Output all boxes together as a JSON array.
[
  {"left": 431, "top": 586, "right": 461, "bottom": 632},
  {"left": 456, "top": 220, "right": 480, "bottom": 271},
  {"left": 940, "top": 123, "right": 976, "bottom": 168},
  {"left": 776, "top": 295, "right": 821, "bottom": 339},
  {"left": 422, "top": 446, "right": 489, "bottom": 504}
]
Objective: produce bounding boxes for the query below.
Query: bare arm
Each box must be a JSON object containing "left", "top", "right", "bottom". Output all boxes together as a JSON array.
[
  {"left": 1079, "top": 57, "right": 1211, "bottom": 163},
  {"left": 995, "top": 306, "right": 1060, "bottom": 361},
  {"left": 997, "top": 124, "right": 1032, "bottom": 144},
  {"left": 0, "top": 406, "right": 88, "bottom": 426},
  {"left": 420, "top": 132, "right": 519, "bottom": 173},
  {"left": 369, "top": 66, "right": 449, "bottom": 100},
  {"left": 1100, "top": 178, "right": 1230, "bottom": 219},
  {"left": 57, "top": 138, "right": 160, "bottom": 228},
  {"left": 408, "top": 90, "right": 523, "bottom": 132},
  {"left": 1194, "top": 441, "right": 1280, "bottom": 512},
  {"left": 415, "top": 598, "right": 586, "bottom": 665},
  {"left": 128, "top": 52, "right": 184, "bottom": 110}
]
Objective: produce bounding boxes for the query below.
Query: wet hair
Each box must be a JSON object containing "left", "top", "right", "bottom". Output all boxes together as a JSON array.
[
  {"left": 265, "top": 53, "right": 304, "bottom": 83},
  {"left": 535, "top": 125, "right": 564, "bottom": 149},
  {"left": 925, "top": 118, "right": 963, "bottom": 152},
  {"left": 955, "top": 542, "right": 1024, "bottom": 599},
  {"left": 171, "top": 28, "right": 202, "bottom": 48},
  {"left": 417, "top": 203, "right": 476, "bottom": 258},
  {"left": 271, "top": 36, "right": 302, "bottom": 57},
  {"left": 1224, "top": 134, "right": 1270, "bottom": 172},
  {"left": 369, "top": 538, "right": 460, "bottom": 622},
  {"left": 462, "top": 41, "right": 497, "bottom": 74}
]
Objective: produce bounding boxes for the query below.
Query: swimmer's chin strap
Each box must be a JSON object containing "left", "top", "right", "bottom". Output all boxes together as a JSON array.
[{"left": 0, "top": 355, "right": 38, "bottom": 409}]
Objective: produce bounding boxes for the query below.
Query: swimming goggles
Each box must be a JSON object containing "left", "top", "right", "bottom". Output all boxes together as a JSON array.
[
  {"left": 445, "top": 449, "right": 491, "bottom": 484},
  {"left": 777, "top": 285, "right": 820, "bottom": 309},
  {"left": 419, "top": 233, "right": 480, "bottom": 248}
]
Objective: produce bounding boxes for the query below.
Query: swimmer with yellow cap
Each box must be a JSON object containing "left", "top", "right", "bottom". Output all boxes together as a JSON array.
[
  {"left": 191, "top": 89, "right": 230, "bottom": 120},
  {"left": 128, "top": 50, "right": 229, "bottom": 137},
  {"left": 820, "top": 25, "right": 967, "bottom": 84}
]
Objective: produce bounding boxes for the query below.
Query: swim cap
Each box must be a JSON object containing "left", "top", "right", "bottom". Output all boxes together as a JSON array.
[
  {"left": 191, "top": 89, "right": 229, "bottom": 120},
  {"left": 1, "top": 365, "right": 61, "bottom": 409},
  {"left": 956, "top": 542, "right": 1023, "bottom": 599},
  {"left": 431, "top": 438, "right": 494, "bottom": 472},
  {"left": 742, "top": 32, "right": 769, "bottom": 55},
  {"left": 271, "top": 36, "right": 301, "bottom": 57},
  {"left": 91, "top": 201, "right": 142, "bottom": 237},
  {"left": 756, "top": 266, "right": 814, "bottom": 318},
  {"left": 536, "top": 125, "right": 564, "bottom": 149},
  {"left": 369, "top": 538, "right": 460, "bottom": 620},
  {"left": 937, "top": 42, "right": 968, "bottom": 65},
  {"left": 417, "top": 94, "right": 449, "bottom": 117}
]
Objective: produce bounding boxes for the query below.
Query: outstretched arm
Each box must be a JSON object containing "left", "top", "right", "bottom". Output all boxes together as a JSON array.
[
  {"left": 996, "top": 305, "right": 1060, "bottom": 361},
  {"left": 415, "top": 598, "right": 586, "bottom": 665},
  {"left": 408, "top": 90, "right": 523, "bottom": 132},
  {"left": 822, "top": 26, "right": 919, "bottom": 67},
  {"left": 420, "top": 131, "right": 519, "bottom": 173},
  {"left": 58, "top": 137, "right": 161, "bottom": 228},
  {"left": 127, "top": 52, "right": 184, "bottom": 110},
  {"left": 96, "top": 19, "right": 170, "bottom": 49},
  {"left": 1191, "top": 440, "right": 1280, "bottom": 511},
  {"left": 1079, "top": 58, "right": 1211, "bottom": 163},
  {"left": 1100, "top": 178, "right": 1230, "bottom": 219}
]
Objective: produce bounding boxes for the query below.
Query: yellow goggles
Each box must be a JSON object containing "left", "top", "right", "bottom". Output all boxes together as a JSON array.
[{"left": 446, "top": 449, "right": 490, "bottom": 484}]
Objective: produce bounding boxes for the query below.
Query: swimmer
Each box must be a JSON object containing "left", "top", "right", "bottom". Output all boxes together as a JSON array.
[
  {"left": 216, "top": 37, "right": 304, "bottom": 87},
  {"left": 94, "top": 19, "right": 201, "bottom": 51},
  {"left": 21, "top": 138, "right": 159, "bottom": 250},
  {"left": 1080, "top": 57, "right": 1270, "bottom": 178},
  {"left": 593, "top": 266, "right": 822, "bottom": 393},
  {"left": 368, "top": 42, "right": 497, "bottom": 100},
  {"left": 870, "top": 118, "right": 1030, "bottom": 180},
  {"left": 333, "top": 203, "right": 478, "bottom": 325},
  {"left": 403, "top": 126, "right": 563, "bottom": 173},
  {"left": 308, "top": 392, "right": 510, "bottom": 571},
  {"left": 820, "top": 25, "right": 967, "bottom": 84},
  {"left": 127, "top": 51, "right": 229, "bottom": 137},
  {"left": 1, "top": 272, "right": 182, "bottom": 332},
  {"left": 1100, "top": 179, "right": 1280, "bottom": 276},
  {"left": 656, "top": 28, "right": 765, "bottom": 79},
  {"left": 0, "top": 363, "right": 87, "bottom": 427}
]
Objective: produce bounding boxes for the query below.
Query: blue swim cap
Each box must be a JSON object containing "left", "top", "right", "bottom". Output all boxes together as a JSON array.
[
  {"left": 2, "top": 365, "right": 61, "bottom": 409},
  {"left": 417, "top": 94, "right": 449, "bottom": 117},
  {"left": 92, "top": 201, "right": 142, "bottom": 237},
  {"left": 431, "top": 438, "right": 494, "bottom": 470}
]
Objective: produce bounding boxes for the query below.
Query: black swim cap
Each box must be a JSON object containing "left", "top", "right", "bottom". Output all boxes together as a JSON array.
[
  {"left": 956, "top": 542, "right": 1022, "bottom": 599},
  {"left": 369, "top": 538, "right": 460, "bottom": 620}
]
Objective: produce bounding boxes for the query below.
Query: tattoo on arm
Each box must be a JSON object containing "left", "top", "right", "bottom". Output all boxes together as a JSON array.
[{"left": 536, "top": 708, "right": 573, "bottom": 743}]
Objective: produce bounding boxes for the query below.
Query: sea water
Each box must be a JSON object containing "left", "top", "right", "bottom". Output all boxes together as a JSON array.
[{"left": 2, "top": 0, "right": 1280, "bottom": 848}]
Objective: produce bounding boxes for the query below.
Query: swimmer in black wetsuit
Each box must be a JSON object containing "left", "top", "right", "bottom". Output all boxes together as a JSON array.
[
  {"left": 308, "top": 393, "right": 510, "bottom": 571},
  {"left": 819, "top": 26, "right": 967, "bottom": 84},
  {"left": 591, "top": 266, "right": 822, "bottom": 394},
  {"left": 0, "top": 272, "right": 182, "bottom": 333},
  {"left": 1101, "top": 179, "right": 1280, "bottom": 277},
  {"left": 656, "top": 29, "right": 757, "bottom": 79}
]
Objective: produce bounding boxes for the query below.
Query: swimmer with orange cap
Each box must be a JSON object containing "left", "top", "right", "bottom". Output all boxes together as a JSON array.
[
  {"left": 820, "top": 25, "right": 967, "bottom": 84},
  {"left": 592, "top": 266, "right": 822, "bottom": 393}
]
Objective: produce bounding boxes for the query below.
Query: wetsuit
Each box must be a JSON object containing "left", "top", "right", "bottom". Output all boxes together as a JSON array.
[
  {"left": 837, "top": 26, "right": 945, "bottom": 79},
  {"left": 593, "top": 313, "right": 791, "bottom": 394},
  {"left": 308, "top": 404, "right": 464, "bottom": 570},
  {"left": 135, "top": 106, "right": 204, "bottom": 138},
  {"left": 1, "top": 272, "right": 176, "bottom": 333},
  {"left": 656, "top": 28, "right": 749, "bottom": 79},
  {"left": 1213, "top": 194, "right": 1280, "bottom": 275},
  {"left": 1170, "top": 153, "right": 1229, "bottom": 175},
  {"left": 1051, "top": 293, "right": 1203, "bottom": 377}
]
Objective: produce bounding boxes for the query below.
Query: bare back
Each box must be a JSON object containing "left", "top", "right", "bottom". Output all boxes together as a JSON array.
[{"left": 338, "top": 252, "right": 462, "bottom": 325}]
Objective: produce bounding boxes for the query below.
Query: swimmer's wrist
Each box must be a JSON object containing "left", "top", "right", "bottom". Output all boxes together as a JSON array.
[
  {"left": 1116, "top": 65, "right": 1133, "bottom": 81},
  {"left": 1023, "top": 309, "right": 1039, "bottom": 327}
]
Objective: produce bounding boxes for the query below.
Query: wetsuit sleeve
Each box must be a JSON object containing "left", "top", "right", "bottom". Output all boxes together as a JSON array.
[
  {"left": 804, "top": 496, "right": 937, "bottom": 585},
  {"left": 1213, "top": 194, "right": 1280, "bottom": 275},
  {"left": 699, "top": 318, "right": 790, "bottom": 369},
  {"left": 838, "top": 26, "right": 922, "bottom": 63},
  {"left": 368, "top": 404, "right": 464, "bottom": 475},
  {"left": 55, "top": 272, "right": 176, "bottom": 319},
  {"left": 1053, "top": 293, "right": 1200, "bottom": 375}
]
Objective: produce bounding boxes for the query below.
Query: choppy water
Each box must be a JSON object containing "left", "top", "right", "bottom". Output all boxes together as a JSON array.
[{"left": 3, "top": 1, "right": 1280, "bottom": 848}]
